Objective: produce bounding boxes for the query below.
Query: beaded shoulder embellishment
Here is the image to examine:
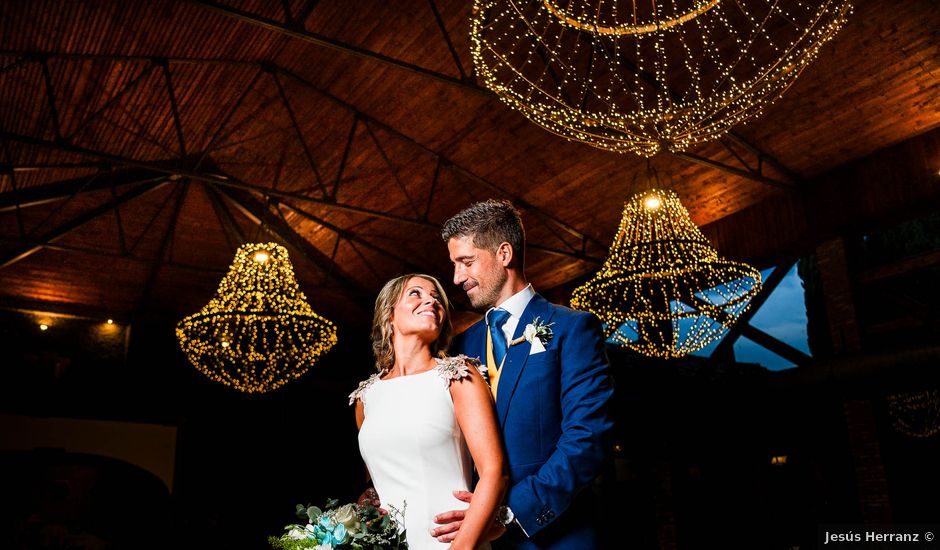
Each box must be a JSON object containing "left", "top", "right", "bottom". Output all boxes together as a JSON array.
[
  {"left": 435, "top": 354, "right": 486, "bottom": 385},
  {"left": 348, "top": 373, "right": 381, "bottom": 406}
]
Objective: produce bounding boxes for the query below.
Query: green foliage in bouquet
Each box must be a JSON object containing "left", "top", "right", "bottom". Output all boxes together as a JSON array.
[{"left": 269, "top": 498, "right": 407, "bottom": 550}]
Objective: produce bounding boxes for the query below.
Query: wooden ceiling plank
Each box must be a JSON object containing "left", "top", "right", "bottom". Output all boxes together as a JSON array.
[
  {"left": 269, "top": 68, "right": 328, "bottom": 198},
  {"left": 128, "top": 181, "right": 180, "bottom": 255},
  {"left": 363, "top": 120, "right": 421, "bottom": 218},
  {"left": 213, "top": 184, "right": 370, "bottom": 299},
  {"left": 0, "top": 180, "right": 170, "bottom": 270},
  {"left": 0, "top": 55, "right": 29, "bottom": 76},
  {"left": 157, "top": 59, "right": 188, "bottom": 157},
  {"left": 0, "top": 50, "right": 259, "bottom": 67},
  {"left": 279, "top": 0, "right": 294, "bottom": 25},
  {"left": 11, "top": 51, "right": 796, "bottom": 227},
  {"left": 9, "top": 242, "right": 231, "bottom": 277},
  {"left": 670, "top": 150, "right": 794, "bottom": 189},
  {"left": 1, "top": 141, "right": 26, "bottom": 239},
  {"left": 332, "top": 113, "right": 359, "bottom": 199},
  {"left": 195, "top": 65, "right": 265, "bottom": 168},
  {"left": 135, "top": 180, "right": 190, "bottom": 313},
  {"left": 426, "top": 0, "right": 467, "bottom": 81},
  {"left": 187, "top": 0, "right": 481, "bottom": 94},
  {"left": 38, "top": 56, "right": 64, "bottom": 140},
  {"left": 0, "top": 131, "right": 435, "bottom": 226},
  {"left": 423, "top": 157, "right": 442, "bottom": 222},
  {"left": 0, "top": 167, "right": 163, "bottom": 212},
  {"left": 294, "top": 0, "right": 322, "bottom": 30},
  {"left": 0, "top": 130, "right": 604, "bottom": 264},
  {"left": 22, "top": 172, "right": 109, "bottom": 239},
  {"left": 110, "top": 184, "right": 129, "bottom": 255},
  {"left": 274, "top": 65, "right": 608, "bottom": 250},
  {"left": 346, "top": 238, "right": 382, "bottom": 285},
  {"left": 725, "top": 131, "right": 802, "bottom": 184},
  {"left": 66, "top": 62, "right": 158, "bottom": 141},
  {"left": 280, "top": 200, "right": 424, "bottom": 273},
  {"left": 204, "top": 182, "right": 245, "bottom": 253},
  {"left": 720, "top": 138, "right": 758, "bottom": 175}
]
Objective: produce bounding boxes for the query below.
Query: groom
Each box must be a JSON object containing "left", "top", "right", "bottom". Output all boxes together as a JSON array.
[{"left": 433, "top": 199, "right": 614, "bottom": 549}]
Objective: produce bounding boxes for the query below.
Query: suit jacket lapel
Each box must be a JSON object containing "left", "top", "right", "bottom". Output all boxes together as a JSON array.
[{"left": 495, "top": 294, "right": 554, "bottom": 428}]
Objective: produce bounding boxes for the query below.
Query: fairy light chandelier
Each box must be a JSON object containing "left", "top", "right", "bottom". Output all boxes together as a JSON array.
[
  {"left": 571, "top": 189, "right": 761, "bottom": 358},
  {"left": 470, "top": 0, "right": 852, "bottom": 156},
  {"left": 176, "top": 242, "right": 337, "bottom": 393},
  {"left": 888, "top": 389, "right": 940, "bottom": 439}
]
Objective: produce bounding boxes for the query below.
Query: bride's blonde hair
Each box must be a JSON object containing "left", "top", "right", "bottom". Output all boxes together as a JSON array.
[{"left": 371, "top": 274, "right": 453, "bottom": 373}]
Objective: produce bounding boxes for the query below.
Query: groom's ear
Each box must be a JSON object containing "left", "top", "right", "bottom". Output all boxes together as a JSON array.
[{"left": 496, "top": 242, "right": 513, "bottom": 267}]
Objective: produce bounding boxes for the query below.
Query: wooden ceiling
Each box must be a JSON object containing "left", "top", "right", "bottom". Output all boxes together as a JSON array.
[{"left": 0, "top": 0, "right": 938, "bottom": 326}]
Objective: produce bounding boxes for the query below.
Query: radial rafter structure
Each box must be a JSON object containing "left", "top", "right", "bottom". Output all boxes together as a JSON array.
[{"left": 471, "top": 0, "right": 853, "bottom": 155}]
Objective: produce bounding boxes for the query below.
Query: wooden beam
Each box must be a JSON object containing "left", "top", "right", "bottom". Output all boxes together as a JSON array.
[
  {"left": 671, "top": 150, "right": 793, "bottom": 189},
  {"left": 0, "top": 180, "right": 170, "bottom": 269},
  {"left": 699, "top": 126, "right": 940, "bottom": 267},
  {"left": 269, "top": 69, "right": 328, "bottom": 198},
  {"left": 135, "top": 181, "right": 190, "bottom": 313},
  {"left": 740, "top": 325, "right": 812, "bottom": 366},
  {"left": 710, "top": 258, "right": 794, "bottom": 360},
  {"left": 858, "top": 249, "right": 940, "bottom": 284},
  {"left": 0, "top": 131, "right": 602, "bottom": 264},
  {"left": 279, "top": 200, "right": 425, "bottom": 273},
  {"left": 426, "top": 0, "right": 467, "bottom": 81},
  {"left": 0, "top": 167, "right": 164, "bottom": 211},
  {"left": 212, "top": 185, "right": 370, "bottom": 299},
  {"left": 187, "top": 0, "right": 481, "bottom": 93}
]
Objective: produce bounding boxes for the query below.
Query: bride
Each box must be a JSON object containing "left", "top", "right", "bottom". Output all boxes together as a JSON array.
[{"left": 350, "top": 274, "right": 507, "bottom": 550}]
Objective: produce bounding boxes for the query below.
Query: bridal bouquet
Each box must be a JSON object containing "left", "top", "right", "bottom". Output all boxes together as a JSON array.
[{"left": 269, "top": 498, "right": 407, "bottom": 550}]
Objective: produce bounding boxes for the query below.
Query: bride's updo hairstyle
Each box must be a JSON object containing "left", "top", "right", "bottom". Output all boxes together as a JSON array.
[{"left": 372, "top": 274, "right": 453, "bottom": 373}]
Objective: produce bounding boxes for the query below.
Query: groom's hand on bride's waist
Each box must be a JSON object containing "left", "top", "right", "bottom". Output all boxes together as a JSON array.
[{"left": 431, "top": 490, "right": 507, "bottom": 543}]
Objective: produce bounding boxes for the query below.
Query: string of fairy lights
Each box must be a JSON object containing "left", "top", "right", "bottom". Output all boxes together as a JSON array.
[
  {"left": 176, "top": 243, "right": 336, "bottom": 393},
  {"left": 571, "top": 189, "right": 762, "bottom": 358},
  {"left": 470, "top": 0, "right": 853, "bottom": 155},
  {"left": 887, "top": 389, "right": 940, "bottom": 439}
]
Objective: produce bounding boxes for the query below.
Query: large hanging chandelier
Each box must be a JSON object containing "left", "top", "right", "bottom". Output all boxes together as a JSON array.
[
  {"left": 176, "top": 242, "right": 337, "bottom": 393},
  {"left": 571, "top": 189, "right": 761, "bottom": 358},
  {"left": 470, "top": 0, "right": 852, "bottom": 156}
]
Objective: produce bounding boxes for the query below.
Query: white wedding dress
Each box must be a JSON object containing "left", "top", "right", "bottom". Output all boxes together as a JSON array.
[{"left": 351, "top": 356, "right": 490, "bottom": 550}]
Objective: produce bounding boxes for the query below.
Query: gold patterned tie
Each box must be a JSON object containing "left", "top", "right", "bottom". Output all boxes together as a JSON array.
[{"left": 486, "top": 308, "right": 510, "bottom": 400}]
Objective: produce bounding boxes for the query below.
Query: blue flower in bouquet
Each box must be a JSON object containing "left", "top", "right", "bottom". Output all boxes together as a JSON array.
[
  {"left": 313, "top": 515, "right": 348, "bottom": 546},
  {"left": 270, "top": 498, "right": 406, "bottom": 549}
]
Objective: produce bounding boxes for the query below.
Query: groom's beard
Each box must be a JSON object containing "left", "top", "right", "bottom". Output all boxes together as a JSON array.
[{"left": 468, "top": 265, "right": 508, "bottom": 310}]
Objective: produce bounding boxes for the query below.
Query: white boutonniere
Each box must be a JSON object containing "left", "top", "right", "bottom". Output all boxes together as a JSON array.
[{"left": 510, "top": 317, "right": 554, "bottom": 353}]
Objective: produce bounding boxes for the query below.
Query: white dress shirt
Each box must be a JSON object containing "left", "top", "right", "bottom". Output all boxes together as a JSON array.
[{"left": 487, "top": 284, "right": 535, "bottom": 342}]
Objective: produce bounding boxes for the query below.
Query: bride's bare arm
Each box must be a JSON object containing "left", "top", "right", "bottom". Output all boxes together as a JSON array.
[
  {"left": 355, "top": 400, "right": 365, "bottom": 430},
  {"left": 449, "top": 367, "right": 508, "bottom": 550}
]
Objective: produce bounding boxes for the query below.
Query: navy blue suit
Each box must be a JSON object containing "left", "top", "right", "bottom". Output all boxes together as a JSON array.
[{"left": 452, "top": 294, "right": 614, "bottom": 549}]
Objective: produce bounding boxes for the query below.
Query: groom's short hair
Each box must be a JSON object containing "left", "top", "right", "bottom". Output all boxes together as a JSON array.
[{"left": 441, "top": 199, "right": 525, "bottom": 270}]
